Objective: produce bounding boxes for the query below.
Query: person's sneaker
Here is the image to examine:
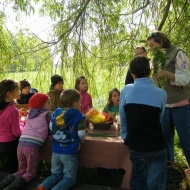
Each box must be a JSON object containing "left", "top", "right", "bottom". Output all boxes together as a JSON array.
[
  {"left": 3, "top": 176, "right": 25, "bottom": 190},
  {"left": 36, "top": 186, "right": 45, "bottom": 190},
  {"left": 0, "top": 175, "right": 15, "bottom": 189}
]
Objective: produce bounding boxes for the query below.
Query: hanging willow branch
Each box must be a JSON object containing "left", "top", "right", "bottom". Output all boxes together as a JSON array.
[
  {"left": 119, "top": 0, "right": 150, "bottom": 16},
  {"left": 157, "top": 0, "right": 172, "bottom": 30},
  {"left": 56, "top": 0, "right": 91, "bottom": 44}
]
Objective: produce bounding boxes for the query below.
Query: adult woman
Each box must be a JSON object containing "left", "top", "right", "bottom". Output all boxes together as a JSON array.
[
  {"left": 147, "top": 31, "right": 190, "bottom": 166},
  {"left": 125, "top": 46, "right": 148, "bottom": 85}
]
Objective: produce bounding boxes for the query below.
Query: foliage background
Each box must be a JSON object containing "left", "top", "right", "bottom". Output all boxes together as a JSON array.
[{"left": 1, "top": 0, "right": 190, "bottom": 100}]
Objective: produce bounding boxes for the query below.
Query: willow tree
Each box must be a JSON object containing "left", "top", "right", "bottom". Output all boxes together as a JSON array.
[{"left": 0, "top": 0, "right": 190, "bottom": 102}]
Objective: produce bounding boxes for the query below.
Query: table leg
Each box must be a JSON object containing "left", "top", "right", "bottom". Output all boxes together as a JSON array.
[{"left": 121, "top": 166, "right": 132, "bottom": 189}]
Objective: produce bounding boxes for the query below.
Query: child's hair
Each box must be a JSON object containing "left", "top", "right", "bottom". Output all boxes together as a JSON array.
[
  {"left": 20, "top": 79, "right": 31, "bottom": 91},
  {"left": 60, "top": 89, "right": 80, "bottom": 108},
  {"left": 0, "top": 79, "right": 19, "bottom": 102},
  {"left": 74, "top": 75, "right": 87, "bottom": 91},
  {"left": 106, "top": 88, "right": 120, "bottom": 109},
  {"left": 130, "top": 57, "right": 150, "bottom": 78}
]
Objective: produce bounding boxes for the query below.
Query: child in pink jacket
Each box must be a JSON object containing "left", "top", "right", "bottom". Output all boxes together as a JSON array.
[
  {"left": 75, "top": 76, "right": 93, "bottom": 114},
  {"left": 0, "top": 79, "right": 24, "bottom": 174}
]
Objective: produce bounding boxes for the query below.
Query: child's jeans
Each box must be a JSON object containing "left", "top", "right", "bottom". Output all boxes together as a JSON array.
[
  {"left": 129, "top": 148, "right": 167, "bottom": 190},
  {"left": 39, "top": 153, "right": 78, "bottom": 190}
]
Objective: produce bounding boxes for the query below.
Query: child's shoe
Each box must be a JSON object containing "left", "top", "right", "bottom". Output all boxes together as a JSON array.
[
  {"left": 0, "top": 175, "right": 14, "bottom": 189},
  {"left": 36, "top": 186, "right": 45, "bottom": 190},
  {"left": 3, "top": 176, "right": 25, "bottom": 190}
]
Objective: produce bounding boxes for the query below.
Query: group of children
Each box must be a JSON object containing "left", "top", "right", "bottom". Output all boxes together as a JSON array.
[
  {"left": 0, "top": 74, "right": 120, "bottom": 190},
  {"left": 16, "top": 74, "right": 120, "bottom": 116}
]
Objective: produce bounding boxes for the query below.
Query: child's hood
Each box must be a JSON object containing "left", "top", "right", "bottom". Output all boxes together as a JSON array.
[
  {"left": 53, "top": 108, "right": 84, "bottom": 127},
  {"left": 20, "top": 91, "right": 35, "bottom": 97},
  {"left": 64, "top": 109, "right": 83, "bottom": 123},
  {"left": 0, "top": 102, "right": 10, "bottom": 110},
  {"left": 28, "top": 108, "right": 47, "bottom": 119}
]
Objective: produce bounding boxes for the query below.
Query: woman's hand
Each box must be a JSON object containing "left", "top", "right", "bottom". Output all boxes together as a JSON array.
[
  {"left": 155, "top": 69, "right": 175, "bottom": 82},
  {"left": 155, "top": 69, "right": 166, "bottom": 79}
]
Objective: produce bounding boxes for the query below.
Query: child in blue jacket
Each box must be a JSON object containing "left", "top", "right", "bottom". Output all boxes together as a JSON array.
[{"left": 37, "top": 89, "right": 87, "bottom": 190}]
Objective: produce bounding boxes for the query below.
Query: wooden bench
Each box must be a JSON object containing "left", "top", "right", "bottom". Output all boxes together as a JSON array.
[{"left": 0, "top": 172, "right": 128, "bottom": 190}]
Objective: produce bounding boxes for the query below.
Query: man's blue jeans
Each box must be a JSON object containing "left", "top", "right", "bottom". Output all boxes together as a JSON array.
[
  {"left": 161, "top": 106, "right": 190, "bottom": 166},
  {"left": 129, "top": 149, "right": 167, "bottom": 190},
  {"left": 39, "top": 153, "right": 78, "bottom": 190}
]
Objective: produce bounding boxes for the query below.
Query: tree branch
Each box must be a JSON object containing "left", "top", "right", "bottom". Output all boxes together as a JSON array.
[
  {"left": 157, "top": 0, "right": 172, "bottom": 31},
  {"left": 55, "top": 0, "right": 91, "bottom": 44},
  {"left": 119, "top": 0, "right": 150, "bottom": 16}
]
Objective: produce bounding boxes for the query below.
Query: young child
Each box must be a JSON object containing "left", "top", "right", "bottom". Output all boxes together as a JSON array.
[
  {"left": 120, "top": 56, "right": 167, "bottom": 189},
  {"left": 102, "top": 88, "right": 120, "bottom": 117},
  {"left": 0, "top": 79, "right": 24, "bottom": 174},
  {"left": 17, "top": 79, "right": 36, "bottom": 104},
  {"left": 0, "top": 93, "right": 52, "bottom": 190},
  {"left": 75, "top": 75, "right": 92, "bottom": 114},
  {"left": 36, "top": 89, "right": 86, "bottom": 190},
  {"left": 47, "top": 74, "right": 64, "bottom": 111}
]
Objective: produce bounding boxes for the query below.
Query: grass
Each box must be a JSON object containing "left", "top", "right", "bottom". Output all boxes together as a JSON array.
[
  {"left": 174, "top": 132, "right": 188, "bottom": 167},
  {"left": 3, "top": 69, "right": 126, "bottom": 110}
]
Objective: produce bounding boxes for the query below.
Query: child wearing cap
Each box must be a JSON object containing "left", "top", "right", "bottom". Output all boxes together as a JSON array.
[
  {"left": 47, "top": 74, "right": 64, "bottom": 111},
  {"left": 36, "top": 89, "right": 87, "bottom": 190},
  {"left": 0, "top": 93, "right": 52, "bottom": 190},
  {"left": 17, "top": 79, "right": 37, "bottom": 104}
]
